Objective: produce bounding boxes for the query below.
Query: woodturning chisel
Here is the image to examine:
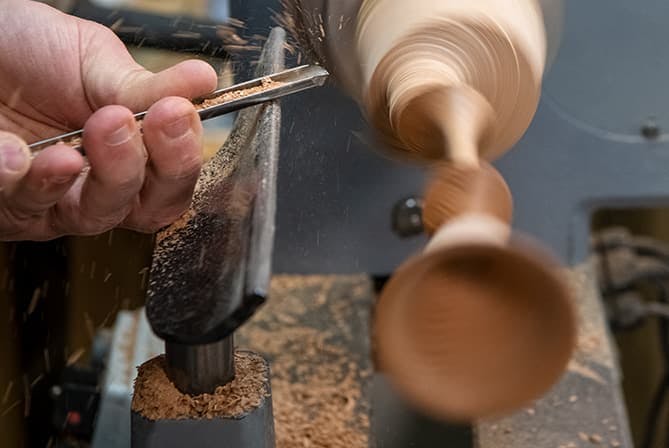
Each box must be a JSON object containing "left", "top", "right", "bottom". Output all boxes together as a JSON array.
[{"left": 27, "top": 64, "right": 329, "bottom": 156}]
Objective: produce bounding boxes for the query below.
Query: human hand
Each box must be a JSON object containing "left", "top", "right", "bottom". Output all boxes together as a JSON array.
[{"left": 0, "top": 0, "right": 218, "bottom": 240}]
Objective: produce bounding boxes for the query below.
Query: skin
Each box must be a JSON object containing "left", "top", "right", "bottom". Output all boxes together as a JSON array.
[{"left": 0, "top": 0, "right": 218, "bottom": 240}]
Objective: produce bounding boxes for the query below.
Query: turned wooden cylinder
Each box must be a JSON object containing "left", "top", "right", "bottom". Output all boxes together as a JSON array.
[
  {"left": 358, "top": 0, "right": 546, "bottom": 162},
  {"left": 286, "top": 0, "right": 549, "bottom": 163},
  {"left": 374, "top": 164, "right": 576, "bottom": 421}
]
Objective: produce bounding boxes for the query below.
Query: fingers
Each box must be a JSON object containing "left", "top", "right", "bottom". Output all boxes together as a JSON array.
[
  {"left": 0, "top": 141, "right": 83, "bottom": 241},
  {"left": 72, "top": 105, "right": 146, "bottom": 233},
  {"left": 122, "top": 97, "right": 203, "bottom": 232},
  {"left": 0, "top": 100, "right": 204, "bottom": 238},
  {"left": 115, "top": 60, "right": 218, "bottom": 112},
  {"left": 5, "top": 144, "right": 83, "bottom": 219},
  {"left": 0, "top": 131, "right": 31, "bottom": 191}
]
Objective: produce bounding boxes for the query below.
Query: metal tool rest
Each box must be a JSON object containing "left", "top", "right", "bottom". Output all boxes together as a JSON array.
[
  {"left": 134, "top": 27, "right": 286, "bottom": 448},
  {"left": 91, "top": 28, "right": 287, "bottom": 448}
]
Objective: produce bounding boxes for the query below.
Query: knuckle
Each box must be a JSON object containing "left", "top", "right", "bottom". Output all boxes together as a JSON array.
[
  {"left": 80, "top": 215, "right": 122, "bottom": 235},
  {"left": 115, "top": 175, "right": 144, "bottom": 194},
  {"left": 125, "top": 204, "right": 191, "bottom": 233},
  {"left": 174, "top": 156, "right": 202, "bottom": 180},
  {"left": 94, "top": 172, "right": 144, "bottom": 198},
  {"left": 180, "top": 149, "right": 203, "bottom": 173},
  {"left": 0, "top": 202, "right": 52, "bottom": 241},
  {"left": 0, "top": 216, "right": 30, "bottom": 240},
  {"left": 152, "top": 147, "right": 202, "bottom": 181},
  {"left": 2, "top": 201, "right": 46, "bottom": 227},
  {"left": 77, "top": 205, "right": 132, "bottom": 235},
  {"left": 4, "top": 205, "right": 36, "bottom": 224}
]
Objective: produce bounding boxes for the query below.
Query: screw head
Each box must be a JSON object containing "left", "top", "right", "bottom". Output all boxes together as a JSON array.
[
  {"left": 641, "top": 121, "right": 660, "bottom": 140},
  {"left": 49, "top": 385, "right": 62, "bottom": 400},
  {"left": 391, "top": 197, "right": 424, "bottom": 238}
]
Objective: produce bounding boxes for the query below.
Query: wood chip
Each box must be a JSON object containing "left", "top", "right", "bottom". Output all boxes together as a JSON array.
[{"left": 589, "top": 433, "right": 603, "bottom": 444}]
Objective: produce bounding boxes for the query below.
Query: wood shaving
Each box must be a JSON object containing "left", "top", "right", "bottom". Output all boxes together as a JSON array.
[{"left": 195, "top": 78, "right": 282, "bottom": 110}]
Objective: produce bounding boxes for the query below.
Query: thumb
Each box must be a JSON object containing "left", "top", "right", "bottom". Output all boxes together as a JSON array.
[
  {"left": 0, "top": 132, "right": 30, "bottom": 191},
  {"left": 114, "top": 60, "right": 218, "bottom": 111},
  {"left": 81, "top": 25, "right": 218, "bottom": 112}
]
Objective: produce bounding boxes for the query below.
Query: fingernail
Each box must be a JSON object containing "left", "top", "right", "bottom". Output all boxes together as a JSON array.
[
  {"left": 41, "top": 175, "right": 75, "bottom": 192},
  {"left": 162, "top": 115, "right": 192, "bottom": 139},
  {"left": 105, "top": 124, "right": 132, "bottom": 146},
  {"left": 0, "top": 141, "right": 28, "bottom": 173},
  {"left": 51, "top": 175, "right": 75, "bottom": 184}
]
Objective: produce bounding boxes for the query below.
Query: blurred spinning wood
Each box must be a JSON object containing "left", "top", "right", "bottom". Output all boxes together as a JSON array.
[
  {"left": 357, "top": 0, "right": 547, "bottom": 162},
  {"left": 375, "top": 163, "right": 577, "bottom": 421}
]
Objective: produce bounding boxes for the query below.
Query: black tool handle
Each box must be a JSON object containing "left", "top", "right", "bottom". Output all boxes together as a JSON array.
[{"left": 69, "top": 0, "right": 233, "bottom": 57}]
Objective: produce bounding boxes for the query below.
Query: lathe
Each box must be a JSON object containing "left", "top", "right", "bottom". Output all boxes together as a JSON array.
[{"left": 6, "top": 0, "right": 669, "bottom": 447}]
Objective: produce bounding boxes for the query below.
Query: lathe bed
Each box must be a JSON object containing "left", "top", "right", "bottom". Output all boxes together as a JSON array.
[{"left": 234, "top": 266, "right": 632, "bottom": 447}]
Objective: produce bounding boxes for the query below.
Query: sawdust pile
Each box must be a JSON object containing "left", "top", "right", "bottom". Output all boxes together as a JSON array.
[
  {"left": 131, "top": 351, "right": 269, "bottom": 420},
  {"left": 259, "top": 329, "right": 367, "bottom": 447},
  {"left": 239, "top": 276, "right": 373, "bottom": 448}
]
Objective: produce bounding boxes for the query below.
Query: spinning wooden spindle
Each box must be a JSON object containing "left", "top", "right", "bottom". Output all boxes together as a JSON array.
[{"left": 375, "top": 163, "right": 576, "bottom": 421}]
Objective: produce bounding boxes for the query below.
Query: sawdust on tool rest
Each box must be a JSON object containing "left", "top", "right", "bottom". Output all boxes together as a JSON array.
[
  {"left": 131, "top": 351, "right": 269, "bottom": 420},
  {"left": 151, "top": 75, "right": 270, "bottom": 262},
  {"left": 155, "top": 209, "right": 196, "bottom": 245}
]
